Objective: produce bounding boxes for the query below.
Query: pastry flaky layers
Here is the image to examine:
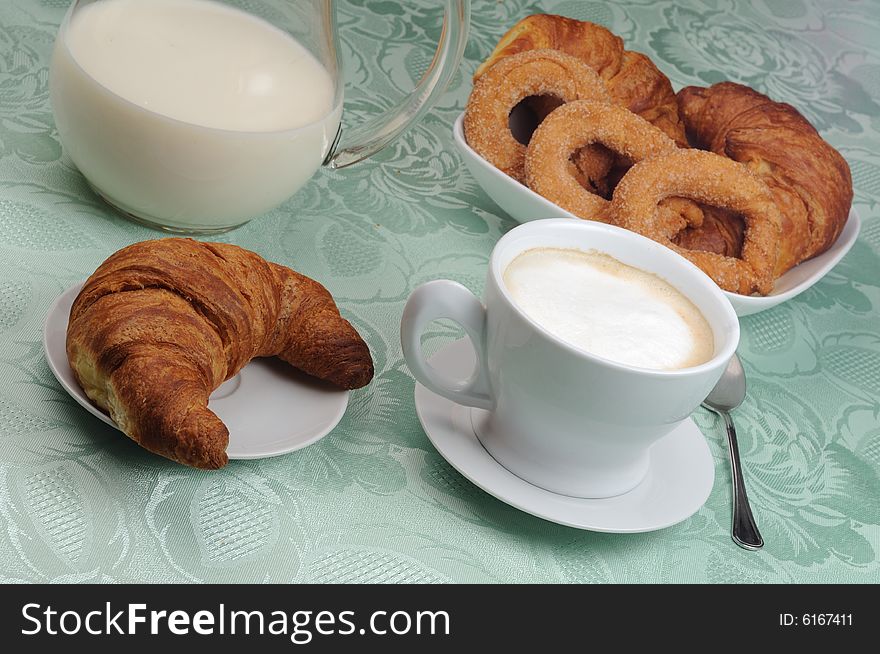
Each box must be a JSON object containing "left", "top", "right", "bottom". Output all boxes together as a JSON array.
[
  {"left": 675, "top": 82, "right": 853, "bottom": 277},
  {"left": 466, "top": 14, "right": 852, "bottom": 295},
  {"left": 66, "top": 238, "right": 374, "bottom": 469}
]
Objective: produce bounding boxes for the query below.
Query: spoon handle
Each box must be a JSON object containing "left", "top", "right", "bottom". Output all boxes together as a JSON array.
[{"left": 721, "top": 410, "right": 764, "bottom": 550}]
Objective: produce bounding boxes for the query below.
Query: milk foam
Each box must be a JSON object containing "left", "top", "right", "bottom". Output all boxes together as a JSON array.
[{"left": 503, "top": 248, "right": 714, "bottom": 370}]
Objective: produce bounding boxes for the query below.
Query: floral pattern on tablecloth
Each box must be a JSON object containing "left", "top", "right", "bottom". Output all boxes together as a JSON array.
[{"left": 0, "top": 0, "right": 877, "bottom": 583}]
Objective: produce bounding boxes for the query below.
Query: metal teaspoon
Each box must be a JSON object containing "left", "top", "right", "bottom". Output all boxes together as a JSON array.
[{"left": 702, "top": 353, "right": 764, "bottom": 550}]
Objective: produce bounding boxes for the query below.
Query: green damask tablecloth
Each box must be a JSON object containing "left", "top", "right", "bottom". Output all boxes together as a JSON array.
[{"left": 1, "top": 0, "right": 878, "bottom": 584}]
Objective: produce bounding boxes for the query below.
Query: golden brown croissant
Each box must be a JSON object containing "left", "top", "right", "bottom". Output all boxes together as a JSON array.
[
  {"left": 66, "top": 238, "right": 373, "bottom": 470},
  {"left": 677, "top": 82, "right": 852, "bottom": 275},
  {"left": 673, "top": 207, "right": 745, "bottom": 257}
]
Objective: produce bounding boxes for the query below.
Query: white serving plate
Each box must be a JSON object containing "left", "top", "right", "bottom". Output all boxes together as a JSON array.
[{"left": 453, "top": 113, "right": 860, "bottom": 317}]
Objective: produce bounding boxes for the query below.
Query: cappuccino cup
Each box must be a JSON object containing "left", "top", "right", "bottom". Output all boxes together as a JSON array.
[{"left": 401, "top": 219, "right": 740, "bottom": 498}]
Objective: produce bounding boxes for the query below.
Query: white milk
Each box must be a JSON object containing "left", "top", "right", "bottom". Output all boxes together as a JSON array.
[
  {"left": 503, "top": 247, "right": 715, "bottom": 370},
  {"left": 50, "top": 0, "right": 341, "bottom": 230}
]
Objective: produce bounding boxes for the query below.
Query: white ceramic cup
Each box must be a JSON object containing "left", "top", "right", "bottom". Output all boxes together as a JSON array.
[{"left": 401, "top": 219, "right": 740, "bottom": 498}]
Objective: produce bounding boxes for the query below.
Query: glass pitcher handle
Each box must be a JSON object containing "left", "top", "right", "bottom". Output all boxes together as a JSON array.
[{"left": 323, "top": 0, "right": 470, "bottom": 169}]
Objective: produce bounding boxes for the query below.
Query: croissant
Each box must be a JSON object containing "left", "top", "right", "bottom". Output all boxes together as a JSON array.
[
  {"left": 677, "top": 82, "right": 852, "bottom": 275},
  {"left": 66, "top": 238, "right": 373, "bottom": 469},
  {"left": 673, "top": 207, "right": 745, "bottom": 258}
]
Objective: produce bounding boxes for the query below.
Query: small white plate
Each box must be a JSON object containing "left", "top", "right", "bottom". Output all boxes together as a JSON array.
[
  {"left": 415, "top": 339, "right": 715, "bottom": 533},
  {"left": 43, "top": 283, "right": 350, "bottom": 459},
  {"left": 453, "top": 113, "right": 861, "bottom": 317}
]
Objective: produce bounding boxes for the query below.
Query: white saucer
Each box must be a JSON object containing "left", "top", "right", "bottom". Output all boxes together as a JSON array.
[
  {"left": 414, "top": 339, "right": 715, "bottom": 532},
  {"left": 43, "top": 283, "right": 350, "bottom": 459}
]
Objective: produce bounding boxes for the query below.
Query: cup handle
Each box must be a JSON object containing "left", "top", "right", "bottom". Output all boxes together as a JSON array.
[
  {"left": 323, "top": 0, "right": 470, "bottom": 169},
  {"left": 401, "top": 280, "right": 493, "bottom": 410}
]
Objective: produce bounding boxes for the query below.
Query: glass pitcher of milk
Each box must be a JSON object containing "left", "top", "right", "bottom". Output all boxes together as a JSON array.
[{"left": 49, "top": 0, "right": 469, "bottom": 232}]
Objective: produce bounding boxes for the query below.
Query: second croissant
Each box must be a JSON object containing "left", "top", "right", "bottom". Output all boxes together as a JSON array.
[{"left": 66, "top": 238, "right": 374, "bottom": 470}]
